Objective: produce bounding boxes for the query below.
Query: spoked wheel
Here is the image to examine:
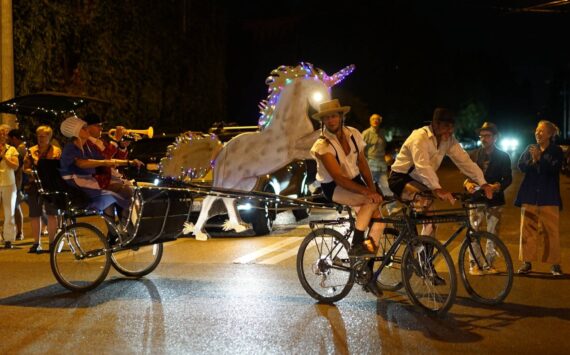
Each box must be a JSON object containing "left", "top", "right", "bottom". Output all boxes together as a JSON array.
[
  {"left": 458, "top": 231, "right": 513, "bottom": 305},
  {"left": 374, "top": 227, "right": 404, "bottom": 291},
  {"left": 111, "top": 243, "right": 164, "bottom": 277},
  {"left": 296, "top": 228, "right": 355, "bottom": 303},
  {"left": 401, "top": 236, "right": 457, "bottom": 316},
  {"left": 50, "top": 223, "right": 111, "bottom": 292}
]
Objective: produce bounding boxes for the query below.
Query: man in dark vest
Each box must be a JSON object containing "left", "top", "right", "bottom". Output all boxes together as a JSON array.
[{"left": 464, "top": 122, "right": 512, "bottom": 275}]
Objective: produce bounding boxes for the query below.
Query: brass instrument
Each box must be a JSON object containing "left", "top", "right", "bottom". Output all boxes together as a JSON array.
[{"left": 107, "top": 127, "right": 154, "bottom": 141}]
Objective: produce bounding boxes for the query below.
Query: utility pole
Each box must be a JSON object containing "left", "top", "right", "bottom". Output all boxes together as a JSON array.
[
  {"left": 0, "top": 0, "right": 16, "bottom": 127},
  {"left": 562, "top": 79, "right": 570, "bottom": 139}
]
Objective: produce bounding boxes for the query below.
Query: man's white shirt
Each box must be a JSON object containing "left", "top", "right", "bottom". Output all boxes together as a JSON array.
[
  {"left": 310, "top": 126, "right": 365, "bottom": 184},
  {"left": 391, "top": 125, "right": 486, "bottom": 190}
]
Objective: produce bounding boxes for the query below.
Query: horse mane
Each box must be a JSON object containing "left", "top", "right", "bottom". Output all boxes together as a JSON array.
[{"left": 258, "top": 62, "right": 355, "bottom": 130}]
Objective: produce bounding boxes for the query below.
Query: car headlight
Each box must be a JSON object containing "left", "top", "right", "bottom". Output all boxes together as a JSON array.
[
  {"left": 500, "top": 138, "right": 519, "bottom": 151},
  {"left": 237, "top": 203, "right": 253, "bottom": 211}
]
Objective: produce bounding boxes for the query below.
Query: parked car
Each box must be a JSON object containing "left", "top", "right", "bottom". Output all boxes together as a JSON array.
[
  {"left": 385, "top": 135, "right": 406, "bottom": 167},
  {"left": 125, "top": 124, "right": 317, "bottom": 236}
]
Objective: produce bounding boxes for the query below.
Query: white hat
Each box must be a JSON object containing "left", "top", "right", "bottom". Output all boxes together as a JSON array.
[{"left": 60, "top": 116, "right": 87, "bottom": 138}]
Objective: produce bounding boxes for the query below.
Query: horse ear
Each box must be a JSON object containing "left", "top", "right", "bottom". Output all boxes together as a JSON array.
[{"left": 323, "top": 64, "right": 356, "bottom": 87}]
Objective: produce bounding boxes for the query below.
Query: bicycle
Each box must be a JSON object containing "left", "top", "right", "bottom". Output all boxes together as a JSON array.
[
  {"left": 375, "top": 191, "right": 514, "bottom": 305},
  {"left": 296, "top": 199, "right": 457, "bottom": 316}
]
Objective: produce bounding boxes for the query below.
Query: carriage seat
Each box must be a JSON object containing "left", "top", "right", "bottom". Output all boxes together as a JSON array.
[{"left": 35, "top": 159, "right": 92, "bottom": 215}]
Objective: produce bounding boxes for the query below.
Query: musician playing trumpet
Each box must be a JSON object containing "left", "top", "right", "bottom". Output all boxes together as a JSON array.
[{"left": 83, "top": 113, "right": 144, "bottom": 226}]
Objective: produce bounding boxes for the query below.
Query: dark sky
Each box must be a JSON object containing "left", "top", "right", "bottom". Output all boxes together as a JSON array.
[{"left": 223, "top": 0, "right": 570, "bottom": 140}]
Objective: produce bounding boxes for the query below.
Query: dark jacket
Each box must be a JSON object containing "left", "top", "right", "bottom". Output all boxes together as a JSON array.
[
  {"left": 469, "top": 146, "right": 512, "bottom": 207},
  {"left": 515, "top": 143, "right": 563, "bottom": 208}
]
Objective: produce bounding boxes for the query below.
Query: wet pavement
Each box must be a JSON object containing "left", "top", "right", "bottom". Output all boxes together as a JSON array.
[{"left": 1, "top": 164, "right": 569, "bottom": 354}]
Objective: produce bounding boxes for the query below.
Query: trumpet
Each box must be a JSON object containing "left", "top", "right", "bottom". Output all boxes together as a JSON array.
[{"left": 107, "top": 126, "right": 154, "bottom": 141}]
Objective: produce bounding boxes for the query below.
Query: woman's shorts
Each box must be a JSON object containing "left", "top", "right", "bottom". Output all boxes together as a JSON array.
[{"left": 25, "top": 183, "right": 58, "bottom": 217}]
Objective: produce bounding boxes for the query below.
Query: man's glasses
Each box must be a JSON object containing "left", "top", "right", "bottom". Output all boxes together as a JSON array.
[{"left": 479, "top": 134, "right": 493, "bottom": 139}]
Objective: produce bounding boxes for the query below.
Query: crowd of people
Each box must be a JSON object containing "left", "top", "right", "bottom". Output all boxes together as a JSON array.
[
  {"left": 310, "top": 98, "right": 565, "bottom": 299},
  {"left": 0, "top": 114, "right": 143, "bottom": 252},
  {"left": 0, "top": 104, "right": 565, "bottom": 284}
]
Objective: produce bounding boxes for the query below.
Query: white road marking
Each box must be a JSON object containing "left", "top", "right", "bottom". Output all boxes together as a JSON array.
[
  {"left": 232, "top": 237, "right": 301, "bottom": 264},
  {"left": 257, "top": 241, "right": 306, "bottom": 265}
]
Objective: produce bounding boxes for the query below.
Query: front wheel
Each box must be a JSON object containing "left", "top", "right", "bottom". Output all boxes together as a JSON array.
[
  {"left": 296, "top": 228, "right": 355, "bottom": 303},
  {"left": 111, "top": 243, "right": 164, "bottom": 277},
  {"left": 50, "top": 223, "right": 111, "bottom": 292},
  {"left": 401, "top": 236, "right": 457, "bottom": 316},
  {"left": 458, "top": 231, "right": 513, "bottom": 305}
]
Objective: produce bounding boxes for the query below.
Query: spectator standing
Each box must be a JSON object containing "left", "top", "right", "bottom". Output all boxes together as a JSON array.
[
  {"left": 22, "top": 125, "right": 62, "bottom": 253},
  {"left": 7, "top": 129, "right": 27, "bottom": 241},
  {"left": 362, "top": 114, "right": 392, "bottom": 198},
  {"left": 515, "top": 120, "right": 564, "bottom": 276},
  {"left": 463, "top": 122, "right": 512, "bottom": 275},
  {"left": 0, "top": 125, "right": 20, "bottom": 248}
]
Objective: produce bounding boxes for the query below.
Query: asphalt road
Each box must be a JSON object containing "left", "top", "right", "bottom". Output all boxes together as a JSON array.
[{"left": 1, "top": 160, "right": 569, "bottom": 354}]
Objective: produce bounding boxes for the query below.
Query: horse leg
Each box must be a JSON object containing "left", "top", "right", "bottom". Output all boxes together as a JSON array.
[
  {"left": 221, "top": 197, "right": 250, "bottom": 232},
  {"left": 189, "top": 195, "right": 217, "bottom": 241}
]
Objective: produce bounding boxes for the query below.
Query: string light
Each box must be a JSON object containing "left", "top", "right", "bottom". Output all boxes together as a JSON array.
[{"left": 258, "top": 62, "right": 355, "bottom": 129}]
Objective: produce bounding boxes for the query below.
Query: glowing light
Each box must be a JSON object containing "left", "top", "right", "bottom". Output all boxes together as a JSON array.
[
  {"left": 312, "top": 92, "right": 324, "bottom": 103},
  {"left": 500, "top": 137, "right": 519, "bottom": 152},
  {"left": 237, "top": 203, "right": 253, "bottom": 211}
]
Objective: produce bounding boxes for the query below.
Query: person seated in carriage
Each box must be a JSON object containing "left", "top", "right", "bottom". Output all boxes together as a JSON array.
[{"left": 58, "top": 115, "right": 136, "bottom": 224}]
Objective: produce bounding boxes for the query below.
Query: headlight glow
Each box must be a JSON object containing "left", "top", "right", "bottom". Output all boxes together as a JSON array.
[
  {"left": 237, "top": 203, "right": 253, "bottom": 211},
  {"left": 500, "top": 138, "right": 519, "bottom": 151}
]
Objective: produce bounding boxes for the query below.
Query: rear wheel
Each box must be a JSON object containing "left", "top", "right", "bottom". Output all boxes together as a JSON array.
[
  {"left": 111, "top": 243, "right": 164, "bottom": 277},
  {"left": 458, "top": 231, "right": 513, "bottom": 305},
  {"left": 401, "top": 236, "right": 457, "bottom": 316},
  {"left": 374, "top": 227, "right": 404, "bottom": 291},
  {"left": 50, "top": 223, "right": 111, "bottom": 292},
  {"left": 296, "top": 228, "right": 355, "bottom": 303}
]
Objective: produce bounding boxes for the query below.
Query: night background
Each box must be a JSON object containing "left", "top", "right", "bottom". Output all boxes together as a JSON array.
[{"left": 10, "top": 0, "right": 570, "bottom": 145}]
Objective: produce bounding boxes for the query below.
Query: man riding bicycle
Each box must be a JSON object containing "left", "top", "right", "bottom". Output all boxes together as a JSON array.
[
  {"left": 310, "top": 99, "right": 384, "bottom": 297},
  {"left": 388, "top": 108, "right": 494, "bottom": 237}
]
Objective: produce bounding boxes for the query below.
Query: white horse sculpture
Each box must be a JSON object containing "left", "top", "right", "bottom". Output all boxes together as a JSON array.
[{"left": 188, "top": 62, "right": 355, "bottom": 240}]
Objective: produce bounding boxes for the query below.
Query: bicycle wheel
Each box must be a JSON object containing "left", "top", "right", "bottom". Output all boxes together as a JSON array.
[
  {"left": 401, "top": 236, "right": 457, "bottom": 316},
  {"left": 50, "top": 223, "right": 111, "bottom": 292},
  {"left": 111, "top": 243, "right": 164, "bottom": 277},
  {"left": 374, "top": 227, "right": 404, "bottom": 291},
  {"left": 458, "top": 231, "right": 513, "bottom": 305},
  {"left": 296, "top": 228, "right": 355, "bottom": 303}
]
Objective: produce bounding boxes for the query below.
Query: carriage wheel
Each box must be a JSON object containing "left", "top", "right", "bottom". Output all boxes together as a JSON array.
[
  {"left": 50, "top": 223, "right": 111, "bottom": 292},
  {"left": 111, "top": 243, "right": 164, "bottom": 277}
]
